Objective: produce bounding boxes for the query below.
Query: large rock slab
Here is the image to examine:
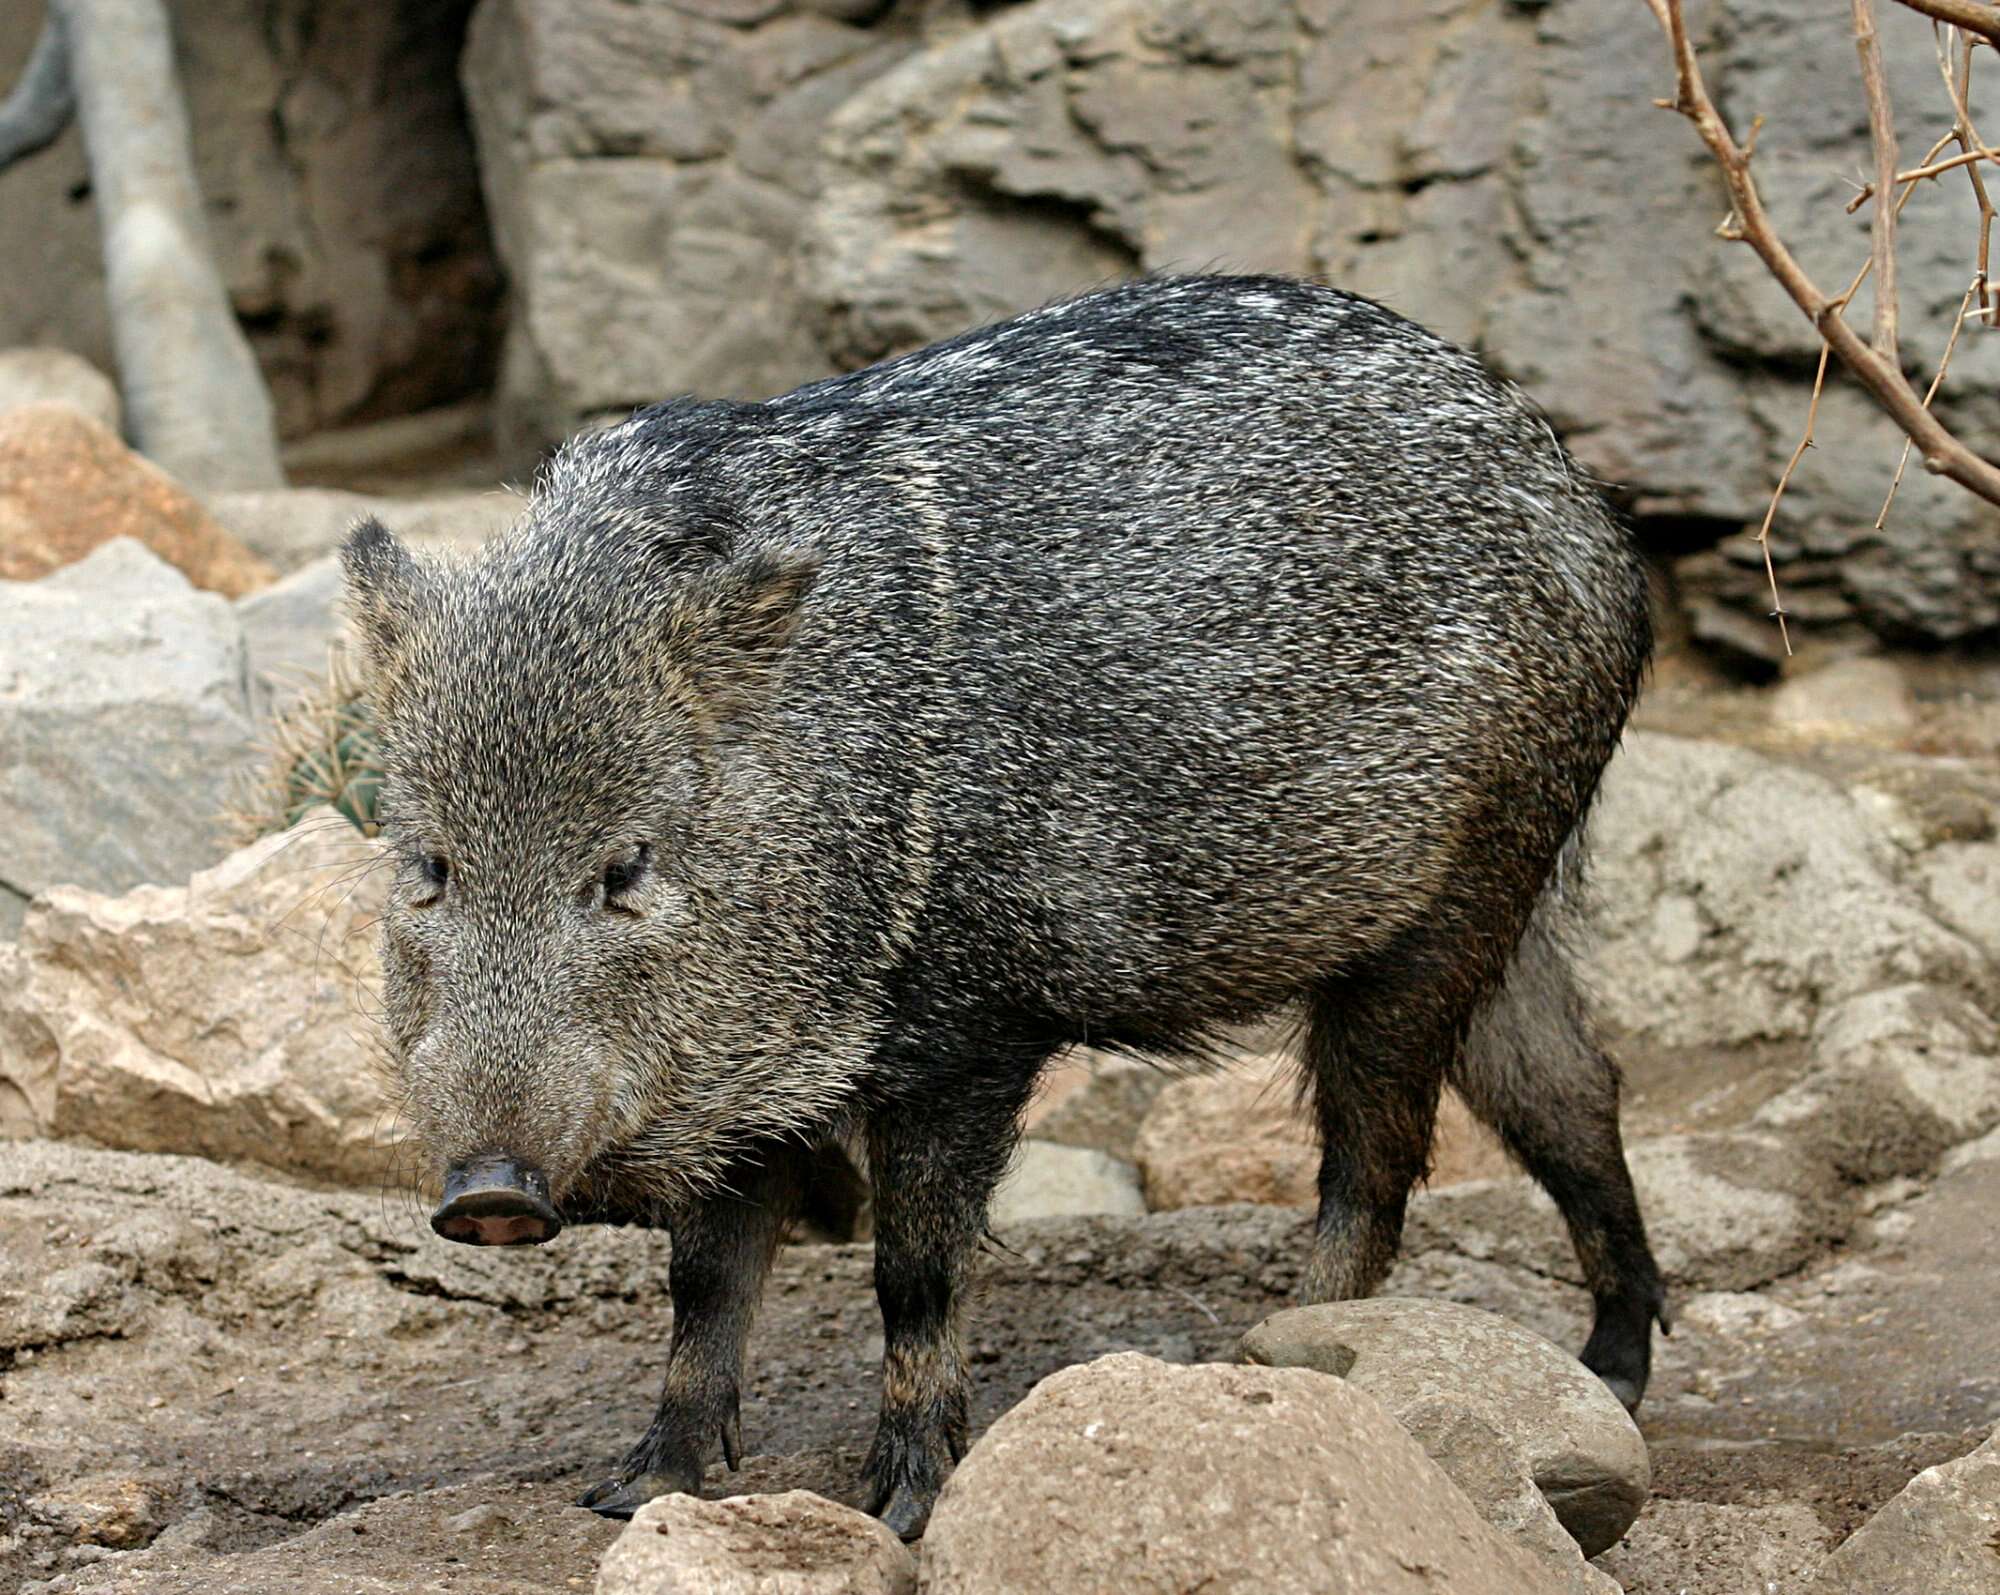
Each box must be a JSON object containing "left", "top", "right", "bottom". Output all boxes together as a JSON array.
[
  {"left": 920, "top": 1351, "right": 1615, "bottom": 1594},
  {"left": 1240, "top": 1299, "right": 1649, "bottom": 1557},
  {"left": 596, "top": 1491, "right": 915, "bottom": 1595},
  {"left": 38, "top": 1478, "right": 621, "bottom": 1595},
  {"left": 0, "top": 540, "right": 255, "bottom": 932},
  {"left": 0, "top": 347, "right": 120, "bottom": 431},
  {"left": 0, "top": 404, "right": 275, "bottom": 595},
  {"left": 459, "top": 0, "right": 939, "bottom": 448},
  {"left": 1810, "top": 1426, "right": 2000, "bottom": 1593},
  {"left": 0, "top": 818, "right": 397, "bottom": 1187},
  {"left": 808, "top": 0, "right": 1306, "bottom": 368}
]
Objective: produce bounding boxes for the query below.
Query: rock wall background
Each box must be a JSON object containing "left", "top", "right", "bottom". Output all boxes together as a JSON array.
[
  {"left": 0, "top": 0, "right": 500, "bottom": 440},
  {"left": 460, "top": 0, "right": 2000, "bottom": 648},
  {"left": 6, "top": 0, "right": 2000, "bottom": 642}
]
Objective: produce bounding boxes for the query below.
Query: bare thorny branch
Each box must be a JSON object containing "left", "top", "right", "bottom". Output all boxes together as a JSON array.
[{"left": 1642, "top": 0, "right": 2000, "bottom": 650}]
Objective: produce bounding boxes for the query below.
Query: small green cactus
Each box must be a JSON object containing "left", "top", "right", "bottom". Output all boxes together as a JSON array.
[{"left": 225, "top": 651, "right": 383, "bottom": 844}]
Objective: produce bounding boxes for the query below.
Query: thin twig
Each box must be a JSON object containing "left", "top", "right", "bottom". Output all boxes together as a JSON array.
[
  {"left": 1893, "top": 0, "right": 2000, "bottom": 48},
  {"left": 1875, "top": 277, "right": 1981, "bottom": 527},
  {"left": 1750, "top": 345, "right": 1829, "bottom": 659},
  {"left": 1938, "top": 26, "right": 1999, "bottom": 323},
  {"left": 1855, "top": 0, "right": 1903, "bottom": 359},
  {"left": 1644, "top": 0, "right": 2000, "bottom": 506},
  {"left": 1845, "top": 141, "right": 2000, "bottom": 210}
]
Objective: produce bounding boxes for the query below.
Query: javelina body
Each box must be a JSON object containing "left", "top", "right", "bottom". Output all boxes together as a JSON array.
[{"left": 343, "top": 273, "right": 1666, "bottom": 1537}]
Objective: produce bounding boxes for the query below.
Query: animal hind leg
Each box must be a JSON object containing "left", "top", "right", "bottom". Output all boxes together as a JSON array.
[
  {"left": 1454, "top": 908, "right": 1668, "bottom": 1410},
  {"left": 1299, "top": 954, "right": 1459, "bottom": 1305}
]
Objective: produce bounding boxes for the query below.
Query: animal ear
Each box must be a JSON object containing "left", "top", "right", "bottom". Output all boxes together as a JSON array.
[
  {"left": 340, "top": 515, "right": 422, "bottom": 672},
  {"left": 669, "top": 546, "right": 820, "bottom": 713}
]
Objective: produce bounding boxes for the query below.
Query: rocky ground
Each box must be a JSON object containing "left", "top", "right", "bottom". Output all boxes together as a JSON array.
[{"left": 6, "top": 621, "right": 2000, "bottom": 1587}]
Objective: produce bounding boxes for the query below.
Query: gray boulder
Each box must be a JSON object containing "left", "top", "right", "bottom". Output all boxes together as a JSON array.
[
  {"left": 920, "top": 1351, "right": 1615, "bottom": 1594},
  {"left": 1753, "top": 984, "right": 2000, "bottom": 1183},
  {"left": 0, "top": 540, "right": 251, "bottom": 934},
  {"left": 988, "top": 1140, "right": 1146, "bottom": 1225},
  {"left": 235, "top": 554, "right": 347, "bottom": 713},
  {"left": 1240, "top": 1299, "right": 1649, "bottom": 1558},
  {"left": 1916, "top": 841, "right": 2000, "bottom": 964},
  {"left": 0, "top": 347, "right": 120, "bottom": 432},
  {"left": 1584, "top": 732, "right": 1991, "bottom": 1049},
  {"left": 596, "top": 1491, "right": 915, "bottom": 1595},
  {"left": 1809, "top": 1426, "right": 2000, "bottom": 1594},
  {"left": 1596, "top": 1500, "right": 1830, "bottom": 1595},
  {"left": 1409, "top": 1130, "right": 1849, "bottom": 1295}
]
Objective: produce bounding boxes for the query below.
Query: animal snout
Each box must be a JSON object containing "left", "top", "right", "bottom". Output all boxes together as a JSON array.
[{"left": 430, "top": 1156, "right": 564, "bottom": 1246}]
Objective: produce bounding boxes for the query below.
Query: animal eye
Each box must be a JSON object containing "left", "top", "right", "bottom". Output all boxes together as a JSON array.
[
  {"left": 603, "top": 844, "right": 649, "bottom": 903},
  {"left": 412, "top": 853, "right": 450, "bottom": 902}
]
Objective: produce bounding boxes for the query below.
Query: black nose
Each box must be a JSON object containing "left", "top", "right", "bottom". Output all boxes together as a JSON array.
[{"left": 431, "top": 1156, "right": 563, "bottom": 1246}]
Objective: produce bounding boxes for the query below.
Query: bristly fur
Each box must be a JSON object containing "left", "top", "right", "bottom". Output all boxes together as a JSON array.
[{"left": 342, "top": 272, "right": 1665, "bottom": 1533}]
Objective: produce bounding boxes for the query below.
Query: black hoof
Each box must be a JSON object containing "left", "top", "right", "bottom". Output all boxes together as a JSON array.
[
  {"left": 1597, "top": 1372, "right": 1644, "bottom": 1414},
  {"left": 1580, "top": 1289, "right": 1661, "bottom": 1415},
  {"left": 876, "top": 1483, "right": 934, "bottom": 1542},
  {"left": 577, "top": 1470, "right": 684, "bottom": 1520}
]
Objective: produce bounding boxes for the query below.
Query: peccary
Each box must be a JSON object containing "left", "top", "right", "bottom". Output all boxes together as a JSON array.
[{"left": 342, "top": 273, "right": 1668, "bottom": 1539}]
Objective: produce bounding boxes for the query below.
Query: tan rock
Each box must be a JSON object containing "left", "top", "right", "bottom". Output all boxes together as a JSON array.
[
  {"left": 1025, "top": 1047, "right": 1169, "bottom": 1160},
  {"left": 0, "top": 403, "right": 276, "bottom": 596},
  {"left": 0, "top": 815, "right": 399, "bottom": 1188},
  {"left": 1770, "top": 656, "right": 1918, "bottom": 741},
  {"left": 1134, "top": 1058, "right": 1504, "bottom": 1211},
  {"left": 29, "top": 1472, "right": 174, "bottom": 1549},
  {"left": 596, "top": 1490, "right": 915, "bottom": 1595},
  {"left": 1431, "top": 1090, "right": 1514, "bottom": 1186},
  {"left": 988, "top": 1140, "right": 1146, "bottom": 1225},
  {"left": 920, "top": 1351, "right": 1614, "bottom": 1594},
  {"left": 1133, "top": 1056, "right": 1317, "bottom": 1211}
]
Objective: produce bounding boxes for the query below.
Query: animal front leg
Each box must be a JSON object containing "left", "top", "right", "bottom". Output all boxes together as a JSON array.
[
  {"left": 862, "top": 1090, "right": 1022, "bottom": 1540},
  {"left": 578, "top": 1149, "right": 800, "bottom": 1518}
]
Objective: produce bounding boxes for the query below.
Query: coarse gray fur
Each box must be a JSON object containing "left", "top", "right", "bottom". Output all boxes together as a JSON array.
[{"left": 342, "top": 272, "right": 1666, "bottom": 1538}]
